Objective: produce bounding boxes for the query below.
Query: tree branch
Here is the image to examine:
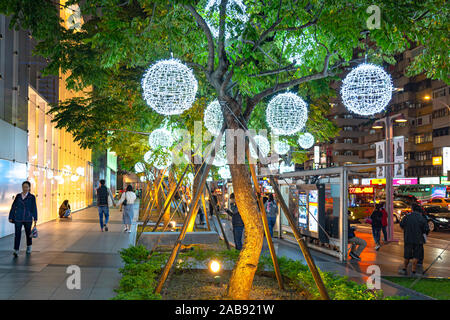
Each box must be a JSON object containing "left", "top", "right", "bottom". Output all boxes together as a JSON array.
[
  {"left": 248, "top": 63, "right": 297, "bottom": 77},
  {"left": 184, "top": 4, "right": 215, "bottom": 74}
]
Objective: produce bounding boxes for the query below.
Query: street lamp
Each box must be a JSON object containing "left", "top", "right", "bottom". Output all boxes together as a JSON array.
[{"left": 372, "top": 113, "right": 408, "bottom": 242}]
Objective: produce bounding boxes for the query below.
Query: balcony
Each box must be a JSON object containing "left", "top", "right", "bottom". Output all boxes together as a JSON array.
[
  {"left": 331, "top": 143, "right": 367, "bottom": 151},
  {"left": 432, "top": 115, "right": 450, "bottom": 129},
  {"left": 336, "top": 130, "right": 365, "bottom": 138},
  {"left": 333, "top": 117, "right": 368, "bottom": 127},
  {"left": 334, "top": 155, "right": 370, "bottom": 164},
  {"left": 433, "top": 135, "right": 450, "bottom": 148}
]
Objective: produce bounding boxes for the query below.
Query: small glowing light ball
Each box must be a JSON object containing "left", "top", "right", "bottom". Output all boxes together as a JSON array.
[
  {"left": 249, "top": 135, "right": 270, "bottom": 159},
  {"left": 274, "top": 140, "right": 290, "bottom": 155},
  {"left": 187, "top": 172, "right": 194, "bottom": 183},
  {"left": 204, "top": 100, "right": 224, "bottom": 136},
  {"left": 204, "top": 0, "right": 248, "bottom": 39},
  {"left": 298, "top": 132, "right": 315, "bottom": 149},
  {"left": 148, "top": 128, "right": 173, "bottom": 149},
  {"left": 46, "top": 169, "right": 54, "bottom": 179},
  {"left": 209, "top": 260, "right": 221, "bottom": 273},
  {"left": 341, "top": 63, "right": 393, "bottom": 116},
  {"left": 169, "top": 221, "right": 176, "bottom": 229},
  {"left": 134, "top": 162, "right": 146, "bottom": 173},
  {"left": 54, "top": 175, "right": 64, "bottom": 184},
  {"left": 218, "top": 165, "right": 231, "bottom": 180},
  {"left": 140, "top": 176, "right": 146, "bottom": 182},
  {"left": 266, "top": 92, "right": 308, "bottom": 135},
  {"left": 70, "top": 175, "right": 79, "bottom": 182},
  {"left": 141, "top": 59, "right": 198, "bottom": 115},
  {"left": 144, "top": 150, "right": 173, "bottom": 170}
]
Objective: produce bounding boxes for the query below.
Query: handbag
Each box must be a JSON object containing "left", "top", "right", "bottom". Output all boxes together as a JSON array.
[
  {"left": 123, "top": 193, "right": 128, "bottom": 206},
  {"left": 31, "top": 221, "right": 38, "bottom": 238},
  {"left": 365, "top": 217, "right": 372, "bottom": 224}
]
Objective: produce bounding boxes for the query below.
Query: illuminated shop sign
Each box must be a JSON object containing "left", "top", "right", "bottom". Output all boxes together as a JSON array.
[
  {"left": 393, "top": 178, "right": 418, "bottom": 186},
  {"left": 370, "top": 178, "right": 386, "bottom": 185},
  {"left": 432, "top": 156, "right": 443, "bottom": 166},
  {"left": 349, "top": 187, "right": 374, "bottom": 194},
  {"left": 419, "top": 177, "right": 440, "bottom": 184},
  {"left": 440, "top": 176, "right": 450, "bottom": 185}
]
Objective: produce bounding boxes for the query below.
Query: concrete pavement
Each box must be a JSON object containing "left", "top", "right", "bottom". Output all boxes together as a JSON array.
[{"left": 0, "top": 204, "right": 138, "bottom": 300}]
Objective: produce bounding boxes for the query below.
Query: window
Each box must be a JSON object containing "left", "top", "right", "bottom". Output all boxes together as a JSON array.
[
  {"left": 369, "top": 129, "right": 376, "bottom": 134},
  {"left": 343, "top": 126, "right": 353, "bottom": 131},
  {"left": 433, "top": 127, "right": 450, "bottom": 137},
  {"left": 432, "top": 108, "right": 448, "bottom": 119},
  {"left": 344, "top": 151, "right": 353, "bottom": 156},
  {"left": 343, "top": 114, "right": 353, "bottom": 119},
  {"left": 414, "top": 133, "right": 432, "bottom": 144},
  {"left": 344, "top": 139, "right": 353, "bottom": 144}
]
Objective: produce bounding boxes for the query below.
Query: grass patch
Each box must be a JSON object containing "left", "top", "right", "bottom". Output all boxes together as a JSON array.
[{"left": 384, "top": 277, "right": 450, "bottom": 300}]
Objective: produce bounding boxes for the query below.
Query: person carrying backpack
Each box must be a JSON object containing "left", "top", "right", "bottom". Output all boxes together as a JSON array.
[
  {"left": 265, "top": 194, "right": 278, "bottom": 238},
  {"left": 96, "top": 179, "right": 116, "bottom": 232}
]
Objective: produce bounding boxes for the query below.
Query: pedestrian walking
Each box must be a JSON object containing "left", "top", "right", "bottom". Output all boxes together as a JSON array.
[
  {"left": 380, "top": 205, "right": 388, "bottom": 243},
  {"left": 117, "top": 185, "right": 137, "bottom": 233},
  {"left": 348, "top": 211, "right": 366, "bottom": 261},
  {"left": 197, "top": 207, "right": 206, "bottom": 225},
  {"left": 399, "top": 203, "right": 429, "bottom": 276},
  {"left": 225, "top": 193, "right": 244, "bottom": 250},
  {"left": 96, "top": 179, "right": 116, "bottom": 232},
  {"left": 8, "top": 181, "right": 38, "bottom": 257},
  {"left": 369, "top": 203, "right": 383, "bottom": 250},
  {"left": 59, "top": 200, "right": 71, "bottom": 218},
  {"left": 265, "top": 194, "right": 278, "bottom": 238}
]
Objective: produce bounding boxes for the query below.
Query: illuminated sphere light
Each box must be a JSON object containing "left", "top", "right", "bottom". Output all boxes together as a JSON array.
[
  {"left": 204, "top": 0, "right": 248, "bottom": 39},
  {"left": 141, "top": 59, "right": 198, "bottom": 115},
  {"left": 218, "top": 165, "right": 231, "bottom": 180},
  {"left": 144, "top": 150, "right": 173, "bottom": 170},
  {"left": 209, "top": 260, "right": 221, "bottom": 273},
  {"left": 187, "top": 173, "right": 194, "bottom": 184},
  {"left": 249, "top": 135, "right": 270, "bottom": 159},
  {"left": 204, "top": 100, "right": 224, "bottom": 136},
  {"left": 70, "top": 175, "right": 79, "bottom": 182},
  {"left": 298, "top": 132, "right": 315, "bottom": 149},
  {"left": 266, "top": 92, "right": 308, "bottom": 135},
  {"left": 341, "top": 63, "right": 393, "bottom": 116},
  {"left": 75, "top": 166, "right": 85, "bottom": 176},
  {"left": 148, "top": 128, "right": 173, "bottom": 149},
  {"left": 134, "top": 162, "right": 146, "bottom": 173},
  {"left": 46, "top": 168, "right": 54, "bottom": 179},
  {"left": 274, "top": 140, "right": 290, "bottom": 155}
]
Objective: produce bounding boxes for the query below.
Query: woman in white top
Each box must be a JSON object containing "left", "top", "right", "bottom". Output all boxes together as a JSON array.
[{"left": 117, "top": 185, "right": 137, "bottom": 232}]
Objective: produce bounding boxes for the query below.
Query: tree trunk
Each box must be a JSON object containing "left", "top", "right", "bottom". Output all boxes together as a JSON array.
[{"left": 224, "top": 110, "right": 264, "bottom": 299}]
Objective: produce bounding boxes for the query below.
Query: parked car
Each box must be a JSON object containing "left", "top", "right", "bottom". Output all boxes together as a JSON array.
[
  {"left": 421, "top": 205, "right": 450, "bottom": 232},
  {"left": 426, "top": 198, "right": 450, "bottom": 210},
  {"left": 394, "top": 194, "right": 419, "bottom": 206},
  {"left": 348, "top": 205, "right": 373, "bottom": 223}
]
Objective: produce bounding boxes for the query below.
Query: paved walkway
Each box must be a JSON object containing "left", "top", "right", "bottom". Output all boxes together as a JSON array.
[
  {"left": 0, "top": 204, "right": 138, "bottom": 300},
  {"left": 210, "top": 214, "right": 442, "bottom": 300}
]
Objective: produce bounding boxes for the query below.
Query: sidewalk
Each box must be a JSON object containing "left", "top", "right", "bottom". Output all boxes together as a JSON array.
[
  {"left": 0, "top": 204, "right": 138, "bottom": 300},
  {"left": 210, "top": 214, "right": 437, "bottom": 300}
]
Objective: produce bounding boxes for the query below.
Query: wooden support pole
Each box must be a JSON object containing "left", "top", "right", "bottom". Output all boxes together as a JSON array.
[
  {"left": 268, "top": 176, "right": 330, "bottom": 300},
  {"left": 154, "top": 159, "right": 213, "bottom": 294},
  {"left": 247, "top": 148, "right": 284, "bottom": 290},
  {"left": 201, "top": 192, "right": 211, "bottom": 231}
]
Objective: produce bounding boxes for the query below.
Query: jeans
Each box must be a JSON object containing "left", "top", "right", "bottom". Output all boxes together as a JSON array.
[
  {"left": 63, "top": 209, "right": 71, "bottom": 217},
  {"left": 349, "top": 236, "right": 367, "bottom": 256},
  {"left": 14, "top": 221, "right": 33, "bottom": 250},
  {"left": 267, "top": 216, "right": 277, "bottom": 238},
  {"left": 198, "top": 210, "right": 205, "bottom": 224},
  {"left": 372, "top": 226, "right": 381, "bottom": 245},
  {"left": 98, "top": 206, "right": 110, "bottom": 229},
  {"left": 381, "top": 226, "right": 388, "bottom": 242},
  {"left": 233, "top": 226, "right": 244, "bottom": 250}
]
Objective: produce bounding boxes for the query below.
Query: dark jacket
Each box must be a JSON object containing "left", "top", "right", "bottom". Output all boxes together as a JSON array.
[
  {"left": 348, "top": 220, "right": 356, "bottom": 238},
  {"left": 400, "top": 211, "right": 429, "bottom": 244},
  {"left": 370, "top": 209, "right": 383, "bottom": 228},
  {"left": 265, "top": 200, "right": 278, "bottom": 218},
  {"left": 226, "top": 203, "right": 244, "bottom": 227},
  {"left": 9, "top": 193, "right": 38, "bottom": 222},
  {"left": 97, "top": 185, "right": 113, "bottom": 206}
]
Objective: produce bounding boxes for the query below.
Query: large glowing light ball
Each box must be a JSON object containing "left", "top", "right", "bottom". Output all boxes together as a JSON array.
[
  {"left": 249, "top": 135, "right": 270, "bottom": 159},
  {"left": 204, "top": 100, "right": 224, "bottom": 136},
  {"left": 266, "top": 92, "right": 308, "bottom": 135},
  {"left": 148, "top": 128, "right": 173, "bottom": 149},
  {"left": 134, "top": 162, "right": 146, "bottom": 173},
  {"left": 204, "top": 0, "right": 248, "bottom": 39},
  {"left": 144, "top": 150, "right": 173, "bottom": 170},
  {"left": 141, "top": 59, "right": 198, "bottom": 115},
  {"left": 298, "top": 132, "right": 315, "bottom": 149},
  {"left": 341, "top": 63, "right": 393, "bottom": 116},
  {"left": 274, "top": 140, "right": 290, "bottom": 155},
  {"left": 218, "top": 165, "right": 231, "bottom": 180}
]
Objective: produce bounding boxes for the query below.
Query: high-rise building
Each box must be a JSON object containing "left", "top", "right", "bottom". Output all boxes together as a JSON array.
[{"left": 0, "top": 9, "right": 94, "bottom": 238}]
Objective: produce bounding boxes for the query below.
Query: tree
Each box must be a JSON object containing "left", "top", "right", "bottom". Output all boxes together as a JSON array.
[{"left": 2, "top": 0, "right": 448, "bottom": 299}]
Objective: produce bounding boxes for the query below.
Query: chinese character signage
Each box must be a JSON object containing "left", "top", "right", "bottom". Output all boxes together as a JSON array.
[{"left": 443, "top": 147, "right": 450, "bottom": 176}]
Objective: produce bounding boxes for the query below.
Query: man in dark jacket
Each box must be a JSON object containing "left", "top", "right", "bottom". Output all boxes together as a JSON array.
[
  {"left": 96, "top": 179, "right": 116, "bottom": 232},
  {"left": 399, "top": 203, "right": 429, "bottom": 276},
  {"left": 226, "top": 193, "right": 244, "bottom": 250},
  {"left": 370, "top": 204, "right": 384, "bottom": 251},
  {"left": 9, "top": 181, "right": 38, "bottom": 257}
]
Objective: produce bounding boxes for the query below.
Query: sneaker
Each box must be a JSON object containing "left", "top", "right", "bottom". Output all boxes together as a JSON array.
[
  {"left": 127, "top": 229, "right": 132, "bottom": 233},
  {"left": 123, "top": 227, "right": 128, "bottom": 232},
  {"left": 13, "top": 250, "right": 19, "bottom": 257},
  {"left": 101, "top": 227, "right": 104, "bottom": 232},
  {"left": 398, "top": 268, "right": 407, "bottom": 275},
  {"left": 349, "top": 252, "right": 361, "bottom": 261},
  {"left": 375, "top": 244, "right": 381, "bottom": 251},
  {"left": 104, "top": 225, "right": 108, "bottom": 232},
  {"left": 26, "top": 246, "right": 32, "bottom": 254}
]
